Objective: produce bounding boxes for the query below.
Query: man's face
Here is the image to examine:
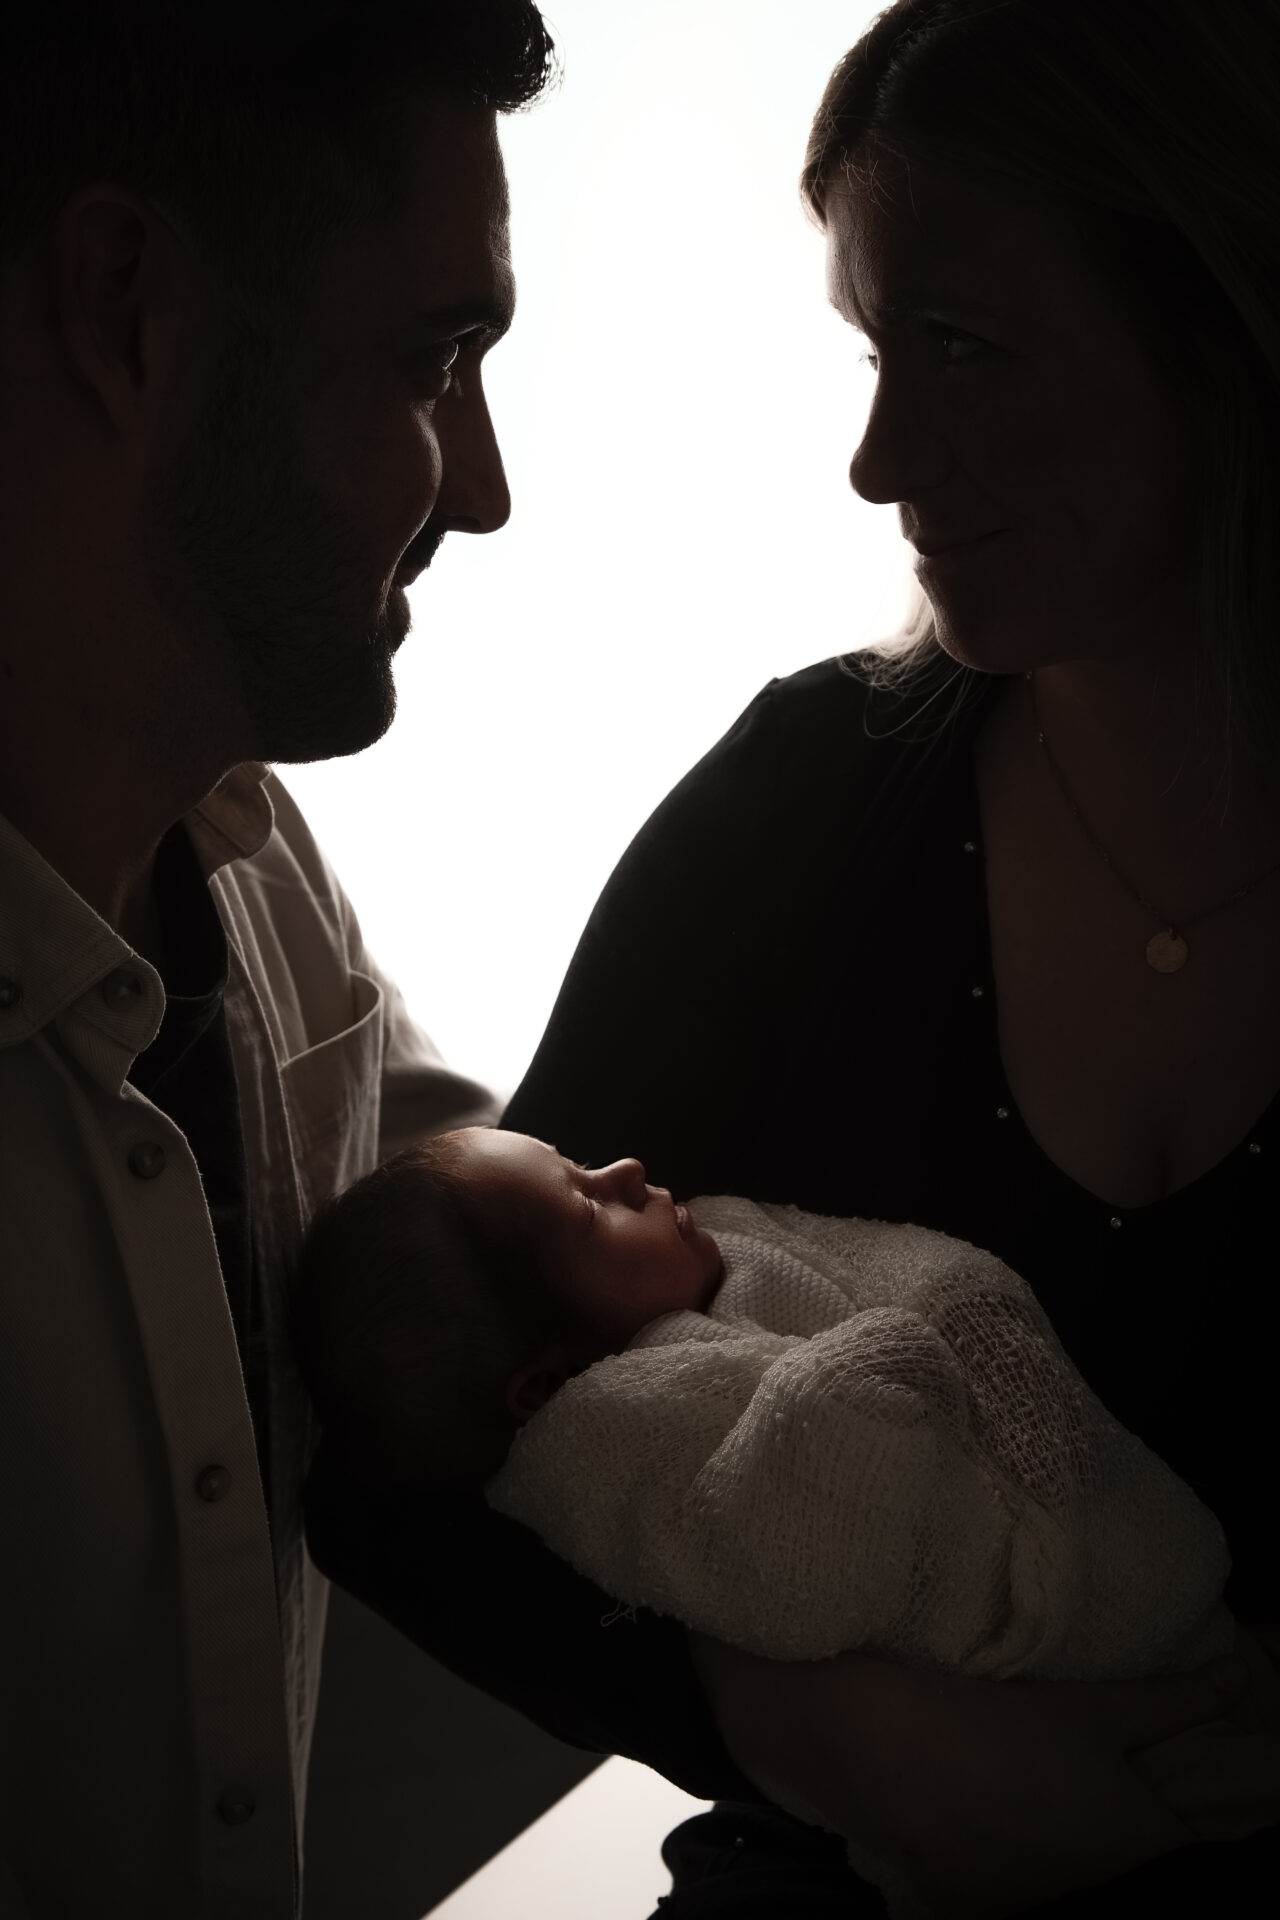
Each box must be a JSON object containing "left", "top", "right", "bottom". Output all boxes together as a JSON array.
[
  {"left": 825, "top": 146, "right": 1207, "bottom": 678},
  {"left": 142, "top": 85, "right": 514, "bottom": 764}
]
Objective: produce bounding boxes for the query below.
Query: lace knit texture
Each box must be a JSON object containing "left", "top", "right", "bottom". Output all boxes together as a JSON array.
[{"left": 487, "top": 1197, "right": 1233, "bottom": 1677}]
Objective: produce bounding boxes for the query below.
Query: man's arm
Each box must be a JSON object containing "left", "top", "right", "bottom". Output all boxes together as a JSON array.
[{"left": 303, "top": 1440, "right": 766, "bottom": 1805}]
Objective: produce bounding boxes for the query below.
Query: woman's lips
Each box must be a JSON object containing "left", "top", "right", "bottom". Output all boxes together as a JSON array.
[{"left": 913, "top": 529, "right": 1007, "bottom": 574}]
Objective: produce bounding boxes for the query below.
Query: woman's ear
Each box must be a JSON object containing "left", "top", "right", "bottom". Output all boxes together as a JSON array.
[{"left": 504, "top": 1359, "right": 571, "bottom": 1424}]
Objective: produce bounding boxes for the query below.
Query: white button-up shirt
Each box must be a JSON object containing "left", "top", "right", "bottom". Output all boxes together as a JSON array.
[{"left": 0, "top": 764, "right": 497, "bottom": 1919}]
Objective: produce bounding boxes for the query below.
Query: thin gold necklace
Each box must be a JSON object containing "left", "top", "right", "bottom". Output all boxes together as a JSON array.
[{"left": 1026, "top": 670, "right": 1280, "bottom": 973}]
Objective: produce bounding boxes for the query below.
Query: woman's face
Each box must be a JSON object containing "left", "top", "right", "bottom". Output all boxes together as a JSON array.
[{"left": 825, "top": 147, "right": 1208, "bottom": 677}]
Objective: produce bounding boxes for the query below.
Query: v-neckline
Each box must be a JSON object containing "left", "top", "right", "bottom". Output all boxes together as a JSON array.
[{"left": 960, "top": 745, "right": 1277, "bottom": 1221}]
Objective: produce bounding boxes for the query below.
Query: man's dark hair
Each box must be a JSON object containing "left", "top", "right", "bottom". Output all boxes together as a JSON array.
[{"left": 3, "top": 2, "right": 557, "bottom": 323}]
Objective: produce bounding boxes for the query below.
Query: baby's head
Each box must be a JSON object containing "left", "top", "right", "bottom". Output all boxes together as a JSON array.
[{"left": 290, "top": 1127, "right": 722, "bottom": 1492}]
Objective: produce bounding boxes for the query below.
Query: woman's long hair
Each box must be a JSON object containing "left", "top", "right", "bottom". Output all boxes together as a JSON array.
[{"left": 803, "top": 0, "right": 1280, "bottom": 773}]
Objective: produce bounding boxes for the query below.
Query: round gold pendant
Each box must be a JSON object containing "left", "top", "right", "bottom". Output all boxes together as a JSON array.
[{"left": 1146, "top": 927, "right": 1188, "bottom": 973}]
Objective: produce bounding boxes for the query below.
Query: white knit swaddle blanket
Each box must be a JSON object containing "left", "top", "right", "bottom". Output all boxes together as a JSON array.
[{"left": 487, "top": 1197, "right": 1233, "bottom": 1677}]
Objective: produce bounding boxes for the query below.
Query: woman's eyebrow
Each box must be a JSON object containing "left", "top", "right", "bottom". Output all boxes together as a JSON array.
[
  {"left": 830, "top": 284, "right": 1002, "bottom": 330},
  {"left": 880, "top": 287, "right": 1001, "bottom": 322}
]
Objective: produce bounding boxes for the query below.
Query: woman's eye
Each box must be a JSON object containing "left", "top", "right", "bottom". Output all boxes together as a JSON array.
[
  {"left": 927, "top": 322, "right": 983, "bottom": 366},
  {"left": 858, "top": 324, "right": 983, "bottom": 374}
]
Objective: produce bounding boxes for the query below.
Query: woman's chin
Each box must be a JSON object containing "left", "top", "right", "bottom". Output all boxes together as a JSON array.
[{"left": 930, "top": 616, "right": 1060, "bottom": 680}]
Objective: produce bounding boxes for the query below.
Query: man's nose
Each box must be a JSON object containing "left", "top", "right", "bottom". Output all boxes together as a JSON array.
[{"left": 434, "top": 378, "right": 512, "bottom": 534}]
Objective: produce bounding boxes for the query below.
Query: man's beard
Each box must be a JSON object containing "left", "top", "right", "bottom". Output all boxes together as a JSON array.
[{"left": 140, "top": 309, "right": 412, "bottom": 766}]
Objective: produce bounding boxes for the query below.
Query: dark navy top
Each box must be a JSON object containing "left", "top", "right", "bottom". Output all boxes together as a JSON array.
[{"left": 501, "top": 651, "right": 1278, "bottom": 1911}]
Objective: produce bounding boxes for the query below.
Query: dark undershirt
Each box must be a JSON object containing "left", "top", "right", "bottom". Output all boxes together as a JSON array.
[{"left": 126, "top": 824, "right": 270, "bottom": 1522}]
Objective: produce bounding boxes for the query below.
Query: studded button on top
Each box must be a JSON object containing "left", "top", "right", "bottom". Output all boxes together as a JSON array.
[
  {"left": 127, "top": 1141, "right": 166, "bottom": 1180},
  {"left": 216, "top": 1789, "right": 256, "bottom": 1826},
  {"left": 195, "top": 1465, "right": 232, "bottom": 1503},
  {"left": 99, "top": 969, "right": 145, "bottom": 1012},
  {"left": 0, "top": 977, "right": 21, "bottom": 1010},
  {"left": 1109, "top": 1216, "right": 1123, "bottom": 1230},
  {"left": 1249, "top": 1142, "right": 1262, "bottom": 1155}
]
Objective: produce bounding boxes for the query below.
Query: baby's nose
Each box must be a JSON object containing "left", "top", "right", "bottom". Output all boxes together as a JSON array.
[{"left": 602, "top": 1156, "right": 648, "bottom": 1199}]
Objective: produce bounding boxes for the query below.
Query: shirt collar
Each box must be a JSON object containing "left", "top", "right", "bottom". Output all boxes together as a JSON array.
[
  {"left": 0, "top": 763, "right": 274, "bottom": 1048},
  {"left": 186, "top": 761, "right": 275, "bottom": 875}
]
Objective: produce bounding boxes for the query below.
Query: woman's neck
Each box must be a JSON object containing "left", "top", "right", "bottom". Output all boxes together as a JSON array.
[{"left": 1022, "top": 654, "right": 1280, "bottom": 908}]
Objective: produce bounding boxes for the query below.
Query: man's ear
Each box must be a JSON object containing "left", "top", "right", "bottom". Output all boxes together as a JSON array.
[
  {"left": 504, "top": 1359, "right": 572, "bottom": 1424},
  {"left": 45, "top": 187, "right": 203, "bottom": 436}
]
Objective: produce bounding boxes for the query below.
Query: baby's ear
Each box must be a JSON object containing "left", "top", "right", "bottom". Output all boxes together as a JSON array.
[{"left": 505, "top": 1363, "right": 569, "bottom": 1424}]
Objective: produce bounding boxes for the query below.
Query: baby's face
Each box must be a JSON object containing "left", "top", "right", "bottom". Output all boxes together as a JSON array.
[{"left": 458, "top": 1130, "right": 723, "bottom": 1350}]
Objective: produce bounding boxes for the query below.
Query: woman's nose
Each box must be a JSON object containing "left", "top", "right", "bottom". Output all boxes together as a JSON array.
[{"left": 848, "top": 376, "right": 949, "bottom": 506}]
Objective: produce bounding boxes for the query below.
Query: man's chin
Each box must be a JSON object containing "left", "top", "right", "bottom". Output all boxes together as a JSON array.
[{"left": 262, "top": 663, "right": 399, "bottom": 766}]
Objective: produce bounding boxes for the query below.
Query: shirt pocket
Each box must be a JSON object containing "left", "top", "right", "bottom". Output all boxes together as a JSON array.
[{"left": 278, "top": 967, "right": 383, "bottom": 1216}]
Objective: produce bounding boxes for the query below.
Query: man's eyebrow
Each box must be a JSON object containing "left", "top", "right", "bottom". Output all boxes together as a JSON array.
[{"left": 413, "top": 296, "right": 515, "bottom": 344}]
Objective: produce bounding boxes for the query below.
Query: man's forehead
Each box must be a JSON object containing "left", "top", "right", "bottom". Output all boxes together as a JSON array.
[
  {"left": 394, "top": 84, "right": 510, "bottom": 221},
  {"left": 407, "top": 196, "right": 513, "bottom": 327}
]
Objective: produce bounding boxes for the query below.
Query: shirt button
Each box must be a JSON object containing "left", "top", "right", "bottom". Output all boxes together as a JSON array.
[
  {"left": 128, "top": 1142, "right": 166, "bottom": 1180},
  {"left": 100, "top": 968, "right": 145, "bottom": 1012},
  {"left": 195, "top": 1465, "right": 233, "bottom": 1503},
  {"left": 995, "top": 1106, "right": 1010, "bottom": 1121},
  {"left": 962, "top": 841, "right": 977, "bottom": 854},
  {"left": 216, "top": 1789, "right": 256, "bottom": 1826},
  {"left": 1109, "top": 1216, "right": 1123, "bottom": 1230},
  {"left": 0, "top": 977, "right": 21, "bottom": 1010},
  {"left": 1248, "top": 1142, "right": 1262, "bottom": 1155}
]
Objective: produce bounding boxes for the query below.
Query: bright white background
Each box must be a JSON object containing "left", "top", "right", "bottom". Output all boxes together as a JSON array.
[
  {"left": 286, "top": 0, "right": 913, "bottom": 1104},
  {"left": 423, "top": 1758, "right": 709, "bottom": 1920}
]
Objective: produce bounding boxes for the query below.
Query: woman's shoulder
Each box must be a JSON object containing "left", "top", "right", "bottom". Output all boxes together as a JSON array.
[
  {"left": 762, "top": 648, "right": 989, "bottom": 751},
  {"left": 691, "top": 647, "right": 994, "bottom": 825}
]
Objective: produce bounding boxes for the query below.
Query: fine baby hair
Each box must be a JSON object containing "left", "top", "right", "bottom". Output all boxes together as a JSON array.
[{"left": 289, "top": 1129, "right": 554, "bottom": 1489}]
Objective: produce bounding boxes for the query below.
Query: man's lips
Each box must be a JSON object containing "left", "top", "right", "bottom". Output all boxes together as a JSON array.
[{"left": 395, "top": 527, "right": 448, "bottom": 588}]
